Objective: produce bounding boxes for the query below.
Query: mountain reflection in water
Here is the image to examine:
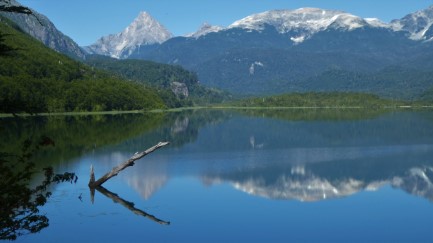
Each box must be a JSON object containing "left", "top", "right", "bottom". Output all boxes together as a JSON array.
[{"left": 88, "top": 110, "right": 433, "bottom": 203}]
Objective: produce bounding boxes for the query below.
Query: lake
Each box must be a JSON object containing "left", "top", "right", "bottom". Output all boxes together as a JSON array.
[{"left": 2, "top": 109, "right": 433, "bottom": 242}]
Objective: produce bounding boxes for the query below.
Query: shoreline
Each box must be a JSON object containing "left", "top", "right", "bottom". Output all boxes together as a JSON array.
[{"left": 1, "top": 105, "right": 433, "bottom": 118}]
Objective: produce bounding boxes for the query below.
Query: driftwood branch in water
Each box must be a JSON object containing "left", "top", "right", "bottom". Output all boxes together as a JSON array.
[
  {"left": 88, "top": 142, "right": 169, "bottom": 188},
  {"left": 96, "top": 186, "right": 170, "bottom": 225}
]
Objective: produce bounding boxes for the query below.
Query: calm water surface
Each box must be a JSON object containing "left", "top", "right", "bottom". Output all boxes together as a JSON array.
[{"left": 2, "top": 109, "right": 433, "bottom": 242}]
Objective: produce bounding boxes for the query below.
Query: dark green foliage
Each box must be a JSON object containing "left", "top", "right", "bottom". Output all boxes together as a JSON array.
[
  {"left": 232, "top": 92, "right": 407, "bottom": 108},
  {"left": 237, "top": 108, "right": 391, "bottom": 121},
  {"left": 85, "top": 55, "right": 232, "bottom": 106},
  {"left": 419, "top": 87, "right": 433, "bottom": 102},
  {"left": 86, "top": 55, "right": 198, "bottom": 88},
  {"left": 297, "top": 67, "right": 433, "bottom": 100},
  {"left": 0, "top": 136, "right": 78, "bottom": 241},
  {"left": 0, "top": 113, "right": 166, "bottom": 167},
  {"left": 0, "top": 18, "right": 165, "bottom": 114},
  {"left": 192, "top": 47, "right": 396, "bottom": 95},
  {"left": 0, "top": 33, "right": 15, "bottom": 55}
]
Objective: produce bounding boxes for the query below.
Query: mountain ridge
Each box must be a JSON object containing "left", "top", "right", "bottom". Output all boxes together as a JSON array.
[
  {"left": 121, "top": 5, "right": 433, "bottom": 97},
  {"left": 391, "top": 5, "right": 433, "bottom": 41},
  {"left": 4, "top": 2, "right": 433, "bottom": 99}
]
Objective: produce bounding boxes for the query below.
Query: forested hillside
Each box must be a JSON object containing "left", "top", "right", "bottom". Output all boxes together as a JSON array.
[
  {"left": 85, "top": 55, "right": 231, "bottom": 106},
  {"left": 0, "top": 17, "right": 165, "bottom": 114},
  {"left": 232, "top": 92, "right": 409, "bottom": 108}
]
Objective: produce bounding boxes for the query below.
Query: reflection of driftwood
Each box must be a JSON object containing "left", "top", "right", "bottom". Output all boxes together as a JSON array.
[
  {"left": 88, "top": 142, "right": 169, "bottom": 188},
  {"left": 96, "top": 186, "right": 170, "bottom": 225}
]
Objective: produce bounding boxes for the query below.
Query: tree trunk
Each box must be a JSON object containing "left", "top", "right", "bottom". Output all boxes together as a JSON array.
[{"left": 88, "top": 142, "right": 169, "bottom": 188}]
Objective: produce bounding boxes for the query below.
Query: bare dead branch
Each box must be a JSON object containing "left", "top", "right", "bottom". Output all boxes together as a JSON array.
[{"left": 88, "top": 142, "right": 169, "bottom": 188}]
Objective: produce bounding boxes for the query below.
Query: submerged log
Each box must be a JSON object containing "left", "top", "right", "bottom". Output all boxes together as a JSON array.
[
  {"left": 88, "top": 142, "right": 169, "bottom": 188},
  {"left": 96, "top": 186, "right": 170, "bottom": 225}
]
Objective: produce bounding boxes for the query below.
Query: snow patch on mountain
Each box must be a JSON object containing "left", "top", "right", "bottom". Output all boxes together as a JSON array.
[
  {"left": 290, "top": 35, "right": 306, "bottom": 43},
  {"left": 85, "top": 11, "right": 172, "bottom": 58},
  {"left": 185, "top": 23, "right": 224, "bottom": 38},
  {"left": 249, "top": 61, "right": 264, "bottom": 75},
  {"left": 330, "top": 14, "right": 370, "bottom": 30},
  {"left": 365, "top": 18, "right": 390, "bottom": 28}
]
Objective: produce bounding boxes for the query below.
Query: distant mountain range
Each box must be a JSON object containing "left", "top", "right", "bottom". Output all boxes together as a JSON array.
[
  {"left": 2, "top": 2, "right": 433, "bottom": 98},
  {"left": 83, "top": 6, "right": 433, "bottom": 98}
]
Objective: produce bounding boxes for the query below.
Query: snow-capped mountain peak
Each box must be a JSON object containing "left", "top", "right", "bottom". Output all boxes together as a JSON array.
[
  {"left": 85, "top": 11, "right": 172, "bottom": 58},
  {"left": 364, "top": 18, "right": 390, "bottom": 28},
  {"left": 229, "top": 8, "right": 363, "bottom": 32},
  {"left": 120, "top": 11, "right": 172, "bottom": 46},
  {"left": 185, "top": 22, "right": 224, "bottom": 38},
  {"left": 228, "top": 8, "right": 387, "bottom": 43},
  {"left": 391, "top": 5, "right": 433, "bottom": 41}
]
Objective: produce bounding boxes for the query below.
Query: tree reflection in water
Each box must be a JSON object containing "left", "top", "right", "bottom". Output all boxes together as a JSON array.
[{"left": 0, "top": 137, "right": 77, "bottom": 241}]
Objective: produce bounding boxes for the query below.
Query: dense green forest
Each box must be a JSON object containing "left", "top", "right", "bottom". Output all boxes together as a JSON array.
[
  {"left": 231, "top": 92, "right": 411, "bottom": 108},
  {"left": 86, "top": 55, "right": 199, "bottom": 88},
  {"left": 296, "top": 67, "right": 433, "bottom": 100},
  {"left": 85, "top": 55, "right": 231, "bottom": 107},
  {"left": 0, "top": 17, "right": 165, "bottom": 114}
]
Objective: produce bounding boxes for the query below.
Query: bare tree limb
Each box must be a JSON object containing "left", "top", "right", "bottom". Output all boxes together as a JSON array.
[
  {"left": 88, "top": 142, "right": 169, "bottom": 188},
  {"left": 96, "top": 186, "right": 170, "bottom": 225}
]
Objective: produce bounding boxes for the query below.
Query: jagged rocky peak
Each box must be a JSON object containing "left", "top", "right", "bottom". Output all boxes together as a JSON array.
[
  {"left": 124, "top": 11, "right": 172, "bottom": 44},
  {"left": 391, "top": 5, "right": 433, "bottom": 41},
  {"left": 186, "top": 22, "right": 224, "bottom": 38},
  {"left": 85, "top": 11, "right": 172, "bottom": 59}
]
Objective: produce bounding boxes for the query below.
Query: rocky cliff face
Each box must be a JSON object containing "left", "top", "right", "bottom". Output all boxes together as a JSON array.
[
  {"left": 170, "top": 81, "right": 189, "bottom": 98},
  {"left": 0, "top": 0, "right": 86, "bottom": 59}
]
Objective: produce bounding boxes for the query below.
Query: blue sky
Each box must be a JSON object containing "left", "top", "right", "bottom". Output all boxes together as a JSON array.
[{"left": 19, "top": 0, "right": 433, "bottom": 46}]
